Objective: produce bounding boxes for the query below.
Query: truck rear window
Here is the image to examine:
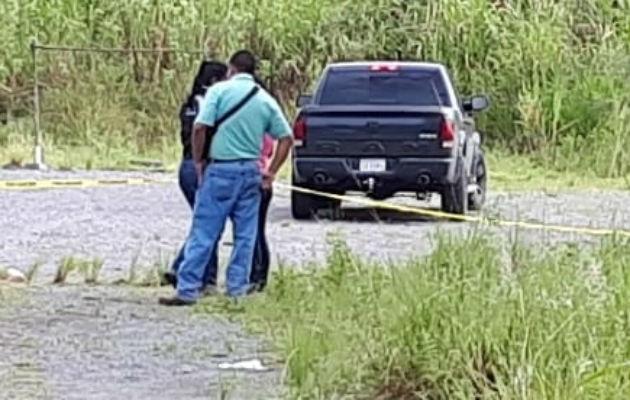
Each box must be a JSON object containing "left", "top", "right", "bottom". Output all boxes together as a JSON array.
[{"left": 318, "top": 68, "right": 451, "bottom": 107}]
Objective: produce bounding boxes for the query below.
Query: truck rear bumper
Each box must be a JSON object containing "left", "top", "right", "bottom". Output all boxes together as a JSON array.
[{"left": 293, "top": 157, "right": 456, "bottom": 196}]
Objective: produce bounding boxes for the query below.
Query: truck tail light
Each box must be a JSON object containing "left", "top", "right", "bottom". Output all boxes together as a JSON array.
[
  {"left": 439, "top": 117, "right": 456, "bottom": 149},
  {"left": 369, "top": 64, "right": 399, "bottom": 72},
  {"left": 293, "top": 115, "right": 307, "bottom": 146}
]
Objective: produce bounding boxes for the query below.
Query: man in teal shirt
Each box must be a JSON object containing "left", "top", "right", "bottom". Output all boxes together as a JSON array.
[{"left": 160, "top": 50, "right": 293, "bottom": 305}]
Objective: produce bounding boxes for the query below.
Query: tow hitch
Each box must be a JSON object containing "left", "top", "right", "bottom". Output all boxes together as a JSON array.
[{"left": 364, "top": 177, "right": 376, "bottom": 193}]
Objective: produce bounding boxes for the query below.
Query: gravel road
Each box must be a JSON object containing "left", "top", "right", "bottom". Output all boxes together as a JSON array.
[
  {"left": 1, "top": 169, "right": 628, "bottom": 278},
  {"left": 0, "top": 285, "right": 282, "bottom": 400},
  {"left": 1, "top": 168, "right": 629, "bottom": 399}
]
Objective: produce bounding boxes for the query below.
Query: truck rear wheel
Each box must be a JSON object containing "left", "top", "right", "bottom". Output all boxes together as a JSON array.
[
  {"left": 441, "top": 159, "right": 468, "bottom": 216},
  {"left": 291, "top": 189, "right": 317, "bottom": 220},
  {"left": 291, "top": 189, "right": 341, "bottom": 220}
]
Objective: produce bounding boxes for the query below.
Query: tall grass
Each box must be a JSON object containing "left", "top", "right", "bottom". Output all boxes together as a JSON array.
[
  {"left": 0, "top": 0, "right": 628, "bottom": 176},
  {"left": 210, "top": 234, "right": 630, "bottom": 399}
]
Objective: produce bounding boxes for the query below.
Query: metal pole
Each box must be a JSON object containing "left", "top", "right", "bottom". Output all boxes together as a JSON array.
[
  {"left": 31, "top": 43, "right": 204, "bottom": 55},
  {"left": 31, "top": 40, "right": 46, "bottom": 170},
  {"left": 23, "top": 42, "right": 211, "bottom": 171}
]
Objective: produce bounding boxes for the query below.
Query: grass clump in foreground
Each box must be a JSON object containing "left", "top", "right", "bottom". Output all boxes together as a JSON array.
[{"left": 201, "top": 234, "right": 630, "bottom": 399}]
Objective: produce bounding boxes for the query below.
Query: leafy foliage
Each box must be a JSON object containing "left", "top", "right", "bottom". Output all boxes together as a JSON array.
[{"left": 0, "top": 0, "right": 628, "bottom": 176}]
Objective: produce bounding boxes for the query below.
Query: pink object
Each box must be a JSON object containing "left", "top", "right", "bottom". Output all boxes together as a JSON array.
[{"left": 258, "top": 135, "right": 274, "bottom": 173}]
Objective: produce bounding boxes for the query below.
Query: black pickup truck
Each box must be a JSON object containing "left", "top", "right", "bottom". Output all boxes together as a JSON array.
[{"left": 291, "top": 61, "right": 490, "bottom": 220}]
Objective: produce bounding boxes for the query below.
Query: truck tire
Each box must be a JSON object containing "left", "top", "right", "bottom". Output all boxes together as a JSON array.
[
  {"left": 291, "top": 189, "right": 317, "bottom": 220},
  {"left": 441, "top": 159, "right": 468, "bottom": 216},
  {"left": 291, "top": 189, "right": 342, "bottom": 219},
  {"left": 317, "top": 195, "right": 342, "bottom": 219},
  {"left": 468, "top": 150, "right": 487, "bottom": 211}
]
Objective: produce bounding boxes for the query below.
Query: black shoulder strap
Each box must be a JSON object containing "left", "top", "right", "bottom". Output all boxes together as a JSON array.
[
  {"left": 215, "top": 85, "right": 260, "bottom": 129},
  {"left": 203, "top": 85, "right": 260, "bottom": 160}
]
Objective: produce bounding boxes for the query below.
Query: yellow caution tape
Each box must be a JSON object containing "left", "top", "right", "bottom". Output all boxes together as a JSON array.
[
  {"left": 274, "top": 182, "right": 630, "bottom": 239},
  {"left": 1, "top": 177, "right": 628, "bottom": 238},
  {"left": 0, "top": 177, "right": 176, "bottom": 190}
]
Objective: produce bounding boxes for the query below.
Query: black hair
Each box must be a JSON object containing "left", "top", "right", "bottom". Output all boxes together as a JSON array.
[
  {"left": 185, "top": 60, "right": 228, "bottom": 107},
  {"left": 229, "top": 50, "right": 256, "bottom": 75},
  {"left": 252, "top": 74, "right": 268, "bottom": 92}
]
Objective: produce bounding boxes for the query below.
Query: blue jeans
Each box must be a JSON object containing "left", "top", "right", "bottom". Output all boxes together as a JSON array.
[
  {"left": 177, "top": 161, "right": 261, "bottom": 300},
  {"left": 172, "top": 159, "right": 218, "bottom": 286}
]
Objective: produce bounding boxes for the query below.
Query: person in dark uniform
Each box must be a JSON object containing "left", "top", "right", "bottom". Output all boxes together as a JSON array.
[{"left": 163, "top": 60, "right": 228, "bottom": 290}]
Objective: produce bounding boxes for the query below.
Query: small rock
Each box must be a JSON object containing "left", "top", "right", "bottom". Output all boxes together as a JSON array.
[{"left": 6, "top": 268, "right": 27, "bottom": 283}]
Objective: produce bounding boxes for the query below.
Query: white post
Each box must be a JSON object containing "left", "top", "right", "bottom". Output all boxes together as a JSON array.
[{"left": 31, "top": 40, "right": 47, "bottom": 170}]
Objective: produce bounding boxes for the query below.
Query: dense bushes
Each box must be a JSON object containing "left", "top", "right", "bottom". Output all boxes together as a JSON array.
[{"left": 1, "top": 0, "right": 627, "bottom": 176}]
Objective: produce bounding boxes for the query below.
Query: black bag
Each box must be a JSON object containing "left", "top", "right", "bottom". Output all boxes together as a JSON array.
[
  {"left": 179, "top": 61, "right": 228, "bottom": 159},
  {"left": 202, "top": 85, "right": 260, "bottom": 161},
  {"left": 179, "top": 97, "right": 203, "bottom": 159}
]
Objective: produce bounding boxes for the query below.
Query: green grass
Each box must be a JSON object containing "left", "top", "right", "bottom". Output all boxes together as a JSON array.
[
  {"left": 200, "top": 233, "right": 630, "bottom": 399},
  {"left": 53, "top": 255, "right": 105, "bottom": 284},
  {"left": 0, "top": 119, "right": 180, "bottom": 171},
  {"left": 1, "top": 127, "right": 624, "bottom": 192},
  {"left": 486, "top": 151, "right": 629, "bottom": 191},
  {"left": 1, "top": 0, "right": 628, "bottom": 179}
]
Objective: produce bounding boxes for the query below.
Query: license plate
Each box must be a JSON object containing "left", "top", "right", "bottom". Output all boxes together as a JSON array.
[{"left": 359, "top": 159, "right": 386, "bottom": 172}]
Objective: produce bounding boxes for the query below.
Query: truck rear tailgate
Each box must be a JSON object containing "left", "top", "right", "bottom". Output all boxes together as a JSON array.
[{"left": 297, "top": 106, "right": 450, "bottom": 158}]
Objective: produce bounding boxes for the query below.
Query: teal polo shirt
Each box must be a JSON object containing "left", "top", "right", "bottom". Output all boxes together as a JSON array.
[{"left": 195, "top": 73, "right": 292, "bottom": 160}]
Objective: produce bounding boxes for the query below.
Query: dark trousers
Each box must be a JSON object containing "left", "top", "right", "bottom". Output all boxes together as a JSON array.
[
  {"left": 251, "top": 188, "right": 272, "bottom": 289},
  {"left": 172, "top": 159, "right": 272, "bottom": 288}
]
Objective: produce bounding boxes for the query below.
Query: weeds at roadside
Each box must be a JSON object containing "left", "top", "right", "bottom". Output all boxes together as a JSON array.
[
  {"left": 53, "top": 256, "right": 80, "bottom": 284},
  {"left": 126, "top": 245, "right": 145, "bottom": 285},
  {"left": 25, "top": 259, "right": 45, "bottom": 284},
  {"left": 136, "top": 258, "right": 170, "bottom": 287},
  {"left": 81, "top": 258, "right": 104, "bottom": 284},
  {"left": 109, "top": 249, "right": 174, "bottom": 287},
  {"left": 200, "top": 233, "right": 630, "bottom": 399},
  {"left": 54, "top": 256, "right": 104, "bottom": 284}
]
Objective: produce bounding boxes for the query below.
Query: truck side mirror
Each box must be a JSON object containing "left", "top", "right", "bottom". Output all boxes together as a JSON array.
[
  {"left": 463, "top": 95, "right": 490, "bottom": 112},
  {"left": 296, "top": 94, "right": 312, "bottom": 108}
]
